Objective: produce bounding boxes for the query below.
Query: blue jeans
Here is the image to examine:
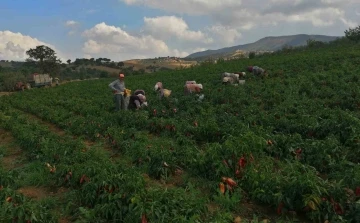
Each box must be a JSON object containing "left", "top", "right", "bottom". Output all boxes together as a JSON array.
[{"left": 114, "top": 94, "right": 125, "bottom": 111}]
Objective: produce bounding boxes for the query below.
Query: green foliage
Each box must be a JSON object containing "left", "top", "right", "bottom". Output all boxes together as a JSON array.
[
  {"left": 307, "top": 38, "right": 326, "bottom": 48},
  {"left": 248, "top": 51, "right": 256, "bottom": 59},
  {"left": 25, "top": 45, "right": 62, "bottom": 75},
  {"left": 345, "top": 25, "right": 360, "bottom": 42},
  {"left": 1, "top": 38, "right": 360, "bottom": 222},
  {"left": 0, "top": 71, "right": 27, "bottom": 91}
]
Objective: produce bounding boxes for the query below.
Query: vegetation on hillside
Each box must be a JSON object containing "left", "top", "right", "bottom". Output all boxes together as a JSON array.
[{"left": 0, "top": 28, "right": 360, "bottom": 222}]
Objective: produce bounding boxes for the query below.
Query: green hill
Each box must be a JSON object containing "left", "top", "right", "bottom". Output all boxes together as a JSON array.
[
  {"left": 0, "top": 38, "right": 359, "bottom": 222},
  {"left": 186, "top": 34, "right": 340, "bottom": 60}
]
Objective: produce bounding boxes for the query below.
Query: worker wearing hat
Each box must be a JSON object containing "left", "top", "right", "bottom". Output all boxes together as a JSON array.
[
  {"left": 184, "top": 83, "right": 203, "bottom": 95},
  {"left": 248, "top": 66, "right": 267, "bottom": 76},
  {"left": 154, "top": 81, "right": 172, "bottom": 99},
  {"left": 108, "top": 73, "right": 126, "bottom": 111},
  {"left": 128, "top": 93, "right": 147, "bottom": 110}
]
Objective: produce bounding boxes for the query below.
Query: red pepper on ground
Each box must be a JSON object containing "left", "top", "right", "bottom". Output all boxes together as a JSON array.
[{"left": 239, "top": 156, "right": 246, "bottom": 168}]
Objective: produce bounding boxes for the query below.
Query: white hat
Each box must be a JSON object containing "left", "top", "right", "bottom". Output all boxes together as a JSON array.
[{"left": 197, "top": 84, "right": 203, "bottom": 89}]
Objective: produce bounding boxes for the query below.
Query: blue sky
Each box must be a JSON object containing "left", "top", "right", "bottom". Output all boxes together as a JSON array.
[{"left": 0, "top": 0, "right": 359, "bottom": 62}]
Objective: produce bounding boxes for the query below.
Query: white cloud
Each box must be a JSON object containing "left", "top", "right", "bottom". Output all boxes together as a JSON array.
[
  {"left": 65, "top": 20, "right": 79, "bottom": 27},
  {"left": 82, "top": 22, "right": 187, "bottom": 60},
  {"left": 65, "top": 20, "right": 81, "bottom": 36},
  {"left": 172, "top": 49, "right": 190, "bottom": 58},
  {"left": 83, "top": 54, "right": 92, "bottom": 59},
  {"left": 0, "top": 30, "right": 66, "bottom": 61},
  {"left": 340, "top": 17, "right": 358, "bottom": 28},
  {"left": 143, "top": 16, "right": 212, "bottom": 43},
  {"left": 121, "top": 0, "right": 243, "bottom": 16},
  {"left": 121, "top": 0, "right": 359, "bottom": 31},
  {"left": 207, "top": 26, "right": 242, "bottom": 45}
]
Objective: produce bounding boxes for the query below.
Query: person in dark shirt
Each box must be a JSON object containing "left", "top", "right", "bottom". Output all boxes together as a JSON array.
[{"left": 128, "top": 93, "right": 147, "bottom": 110}]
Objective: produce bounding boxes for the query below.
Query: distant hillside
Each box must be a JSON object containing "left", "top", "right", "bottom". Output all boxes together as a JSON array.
[
  {"left": 0, "top": 58, "right": 197, "bottom": 76},
  {"left": 185, "top": 34, "right": 341, "bottom": 60}
]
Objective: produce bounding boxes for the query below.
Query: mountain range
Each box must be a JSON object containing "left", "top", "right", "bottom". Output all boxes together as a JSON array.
[{"left": 185, "top": 34, "right": 341, "bottom": 60}]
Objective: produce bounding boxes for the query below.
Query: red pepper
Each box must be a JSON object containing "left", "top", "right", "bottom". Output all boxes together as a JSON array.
[
  {"left": 239, "top": 157, "right": 246, "bottom": 168},
  {"left": 277, "top": 202, "right": 284, "bottom": 215},
  {"left": 219, "top": 183, "right": 226, "bottom": 194},
  {"left": 333, "top": 203, "right": 343, "bottom": 215},
  {"left": 141, "top": 214, "right": 148, "bottom": 223},
  {"left": 222, "top": 177, "right": 237, "bottom": 187},
  {"left": 356, "top": 187, "right": 360, "bottom": 196}
]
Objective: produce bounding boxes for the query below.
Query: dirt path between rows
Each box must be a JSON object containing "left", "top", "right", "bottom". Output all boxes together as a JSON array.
[
  {"left": 0, "top": 92, "right": 14, "bottom": 96},
  {"left": 0, "top": 129, "right": 25, "bottom": 170},
  {"left": 0, "top": 128, "right": 71, "bottom": 222}
]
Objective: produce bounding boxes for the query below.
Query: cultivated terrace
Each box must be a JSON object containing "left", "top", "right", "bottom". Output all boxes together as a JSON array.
[{"left": 1, "top": 40, "right": 360, "bottom": 223}]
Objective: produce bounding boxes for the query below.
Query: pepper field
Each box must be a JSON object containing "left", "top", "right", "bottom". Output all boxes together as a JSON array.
[{"left": 1, "top": 41, "right": 360, "bottom": 223}]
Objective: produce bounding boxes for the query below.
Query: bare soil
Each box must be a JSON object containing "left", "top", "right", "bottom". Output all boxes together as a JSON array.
[
  {"left": 0, "top": 129, "right": 25, "bottom": 170},
  {"left": 0, "top": 92, "right": 14, "bottom": 96},
  {"left": 25, "top": 112, "right": 66, "bottom": 136}
]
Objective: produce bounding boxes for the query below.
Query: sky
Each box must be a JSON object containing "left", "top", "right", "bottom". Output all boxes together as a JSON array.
[{"left": 0, "top": 0, "right": 359, "bottom": 62}]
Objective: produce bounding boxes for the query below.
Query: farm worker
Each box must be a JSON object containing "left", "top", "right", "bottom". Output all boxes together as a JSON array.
[
  {"left": 222, "top": 72, "right": 239, "bottom": 82},
  {"left": 108, "top": 73, "right": 126, "bottom": 111},
  {"left": 184, "top": 83, "right": 203, "bottom": 95},
  {"left": 222, "top": 72, "right": 232, "bottom": 77},
  {"left": 134, "top": 89, "right": 146, "bottom": 96},
  {"left": 247, "top": 66, "right": 267, "bottom": 76},
  {"left": 154, "top": 82, "right": 163, "bottom": 91},
  {"left": 154, "top": 82, "right": 171, "bottom": 99},
  {"left": 223, "top": 77, "right": 237, "bottom": 85},
  {"left": 154, "top": 81, "right": 164, "bottom": 98},
  {"left": 235, "top": 72, "right": 246, "bottom": 78},
  {"left": 128, "top": 93, "right": 147, "bottom": 110}
]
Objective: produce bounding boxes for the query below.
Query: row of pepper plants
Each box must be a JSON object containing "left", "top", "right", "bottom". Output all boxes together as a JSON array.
[
  {"left": 2, "top": 41, "right": 360, "bottom": 222},
  {"left": 0, "top": 104, "right": 214, "bottom": 222}
]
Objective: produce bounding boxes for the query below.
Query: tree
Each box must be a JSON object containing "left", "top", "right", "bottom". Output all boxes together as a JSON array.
[
  {"left": 67, "top": 59, "right": 71, "bottom": 64},
  {"left": 118, "top": 62, "right": 124, "bottom": 67},
  {"left": 26, "top": 45, "right": 61, "bottom": 74},
  {"left": 26, "top": 45, "right": 56, "bottom": 63},
  {"left": 102, "top": 58, "right": 111, "bottom": 63},
  {"left": 248, "top": 51, "right": 256, "bottom": 59},
  {"left": 345, "top": 25, "right": 360, "bottom": 43},
  {"left": 307, "top": 39, "right": 325, "bottom": 48}
]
